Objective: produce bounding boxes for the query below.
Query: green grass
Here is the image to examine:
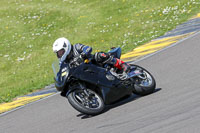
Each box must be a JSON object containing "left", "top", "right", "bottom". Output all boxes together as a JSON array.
[{"left": 0, "top": 0, "right": 199, "bottom": 103}]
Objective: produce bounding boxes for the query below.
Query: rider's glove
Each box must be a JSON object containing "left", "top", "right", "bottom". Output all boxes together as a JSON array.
[{"left": 81, "top": 52, "right": 87, "bottom": 59}]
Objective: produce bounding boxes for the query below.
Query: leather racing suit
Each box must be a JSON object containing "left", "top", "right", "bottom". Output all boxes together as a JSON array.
[{"left": 65, "top": 43, "right": 130, "bottom": 73}]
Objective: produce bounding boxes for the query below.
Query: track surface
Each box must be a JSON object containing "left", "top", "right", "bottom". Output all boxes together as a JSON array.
[{"left": 1, "top": 32, "right": 200, "bottom": 133}]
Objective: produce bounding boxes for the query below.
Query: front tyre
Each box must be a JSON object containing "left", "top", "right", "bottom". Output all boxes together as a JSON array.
[
  {"left": 130, "top": 65, "right": 156, "bottom": 96},
  {"left": 67, "top": 89, "right": 105, "bottom": 115}
]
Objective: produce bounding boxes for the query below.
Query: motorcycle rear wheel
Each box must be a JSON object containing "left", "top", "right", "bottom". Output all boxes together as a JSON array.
[
  {"left": 130, "top": 65, "right": 156, "bottom": 96},
  {"left": 68, "top": 89, "right": 105, "bottom": 115}
]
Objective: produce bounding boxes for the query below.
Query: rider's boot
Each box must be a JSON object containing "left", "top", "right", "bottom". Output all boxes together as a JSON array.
[{"left": 112, "top": 58, "right": 131, "bottom": 73}]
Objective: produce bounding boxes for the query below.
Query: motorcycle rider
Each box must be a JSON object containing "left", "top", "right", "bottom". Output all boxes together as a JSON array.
[{"left": 52, "top": 37, "right": 130, "bottom": 73}]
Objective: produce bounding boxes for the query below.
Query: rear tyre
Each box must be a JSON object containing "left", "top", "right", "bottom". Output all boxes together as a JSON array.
[
  {"left": 67, "top": 89, "right": 105, "bottom": 115},
  {"left": 130, "top": 65, "right": 156, "bottom": 96}
]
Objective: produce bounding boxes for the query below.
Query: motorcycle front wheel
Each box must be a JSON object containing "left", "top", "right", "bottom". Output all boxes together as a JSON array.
[
  {"left": 67, "top": 89, "right": 105, "bottom": 115},
  {"left": 130, "top": 65, "right": 156, "bottom": 96}
]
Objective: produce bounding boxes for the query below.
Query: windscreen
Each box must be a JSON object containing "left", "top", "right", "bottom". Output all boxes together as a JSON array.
[{"left": 52, "top": 60, "right": 60, "bottom": 77}]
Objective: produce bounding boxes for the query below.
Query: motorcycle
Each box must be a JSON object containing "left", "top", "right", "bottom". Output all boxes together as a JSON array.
[{"left": 52, "top": 47, "right": 156, "bottom": 115}]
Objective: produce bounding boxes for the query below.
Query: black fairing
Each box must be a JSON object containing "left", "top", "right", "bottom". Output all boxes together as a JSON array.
[
  {"left": 71, "top": 63, "right": 132, "bottom": 104},
  {"left": 54, "top": 63, "right": 68, "bottom": 91}
]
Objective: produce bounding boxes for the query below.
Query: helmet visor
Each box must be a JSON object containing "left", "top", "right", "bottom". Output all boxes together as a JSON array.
[{"left": 57, "top": 49, "right": 65, "bottom": 58}]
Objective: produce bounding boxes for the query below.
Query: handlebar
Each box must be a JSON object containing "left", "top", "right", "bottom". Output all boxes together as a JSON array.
[{"left": 69, "top": 55, "right": 92, "bottom": 68}]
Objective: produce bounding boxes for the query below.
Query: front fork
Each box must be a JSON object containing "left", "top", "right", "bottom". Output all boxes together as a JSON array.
[{"left": 66, "top": 82, "right": 94, "bottom": 99}]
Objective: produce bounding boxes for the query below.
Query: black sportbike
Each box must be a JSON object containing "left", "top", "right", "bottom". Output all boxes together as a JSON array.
[{"left": 52, "top": 47, "right": 156, "bottom": 115}]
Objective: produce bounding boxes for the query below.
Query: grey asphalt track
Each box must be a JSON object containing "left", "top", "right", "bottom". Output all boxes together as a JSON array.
[{"left": 1, "top": 32, "right": 200, "bottom": 133}]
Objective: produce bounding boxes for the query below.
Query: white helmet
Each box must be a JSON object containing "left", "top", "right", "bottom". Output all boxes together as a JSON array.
[{"left": 53, "top": 37, "right": 72, "bottom": 62}]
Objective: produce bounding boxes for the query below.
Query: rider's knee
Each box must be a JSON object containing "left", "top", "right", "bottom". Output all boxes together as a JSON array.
[{"left": 94, "top": 52, "right": 114, "bottom": 64}]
